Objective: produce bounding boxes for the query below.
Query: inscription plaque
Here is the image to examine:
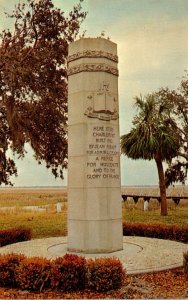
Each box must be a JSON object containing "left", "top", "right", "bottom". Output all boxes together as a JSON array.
[{"left": 86, "top": 125, "right": 120, "bottom": 181}]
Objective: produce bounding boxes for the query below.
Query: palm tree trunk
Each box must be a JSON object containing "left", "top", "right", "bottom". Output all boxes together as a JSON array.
[{"left": 154, "top": 153, "right": 168, "bottom": 216}]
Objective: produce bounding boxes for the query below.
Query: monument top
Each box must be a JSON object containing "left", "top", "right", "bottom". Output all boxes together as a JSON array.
[
  {"left": 68, "top": 38, "right": 118, "bottom": 65},
  {"left": 68, "top": 37, "right": 117, "bottom": 57}
]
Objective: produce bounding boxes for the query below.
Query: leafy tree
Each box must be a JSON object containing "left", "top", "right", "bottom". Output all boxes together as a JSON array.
[
  {"left": 121, "top": 94, "right": 181, "bottom": 216},
  {"left": 156, "top": 73, "right": 188, "bottom": 186},
  {"left": 0, "top": 0, "right": 86, "bottom": 185}
]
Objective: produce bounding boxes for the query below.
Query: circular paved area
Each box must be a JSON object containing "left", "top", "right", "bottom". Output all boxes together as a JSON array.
[{"left": 0, "top": 236, "right": 187, "bottom": 274}]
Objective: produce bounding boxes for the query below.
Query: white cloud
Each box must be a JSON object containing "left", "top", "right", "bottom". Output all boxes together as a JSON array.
[
  {"left": 117, "top": 14, "right": 188, "bottom": 137},
  {"left": 117, "top": 16, "right": 188, "bottom": 81}
]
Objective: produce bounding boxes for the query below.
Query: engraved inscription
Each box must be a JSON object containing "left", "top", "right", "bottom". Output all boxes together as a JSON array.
[{"left": 86, "top": 125, "right": 120, "bottom": 180}]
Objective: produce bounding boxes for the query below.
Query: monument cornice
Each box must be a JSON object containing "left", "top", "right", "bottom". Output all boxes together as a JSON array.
[
  {"left": 68, "top": 63, "right": 119, "bottom": 76},
  {"left": 68, "top": 50, "right": 118, "bottom": 63}
]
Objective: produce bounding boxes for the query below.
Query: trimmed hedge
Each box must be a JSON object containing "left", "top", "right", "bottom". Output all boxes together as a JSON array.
[
  {"left": 16, "top": 256, "right": 52, "bottom": 291},
  {"left": 183, "top": 251, "right": 188, "bottom": 274},
  {"left": 0, "top": 253, "right": 26, "bottom": 287},
  {"left": 52, "top": 254, "right": 87, "bottom": 291},
  {"left": 0, "top": 253, "right": 126, "bottom": 292},
  {"left": 87, "top": 257, "right": 125, "bottom": 292},
  {"left": 183, "top": 251, "right": 188, "bottom": 262},
  {"left": 0, "top": 228, "right": 32, "bottom": 247},
  {"left": 1, "top": 224, "right": 187, "bottom": 247},
  {"left": 123, "top": 222, "right": 188, "bottom": 243}
]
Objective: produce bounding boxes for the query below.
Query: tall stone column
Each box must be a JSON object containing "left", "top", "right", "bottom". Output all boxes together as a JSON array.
[{"left": 67, "top": 38, "right": 123, "bottom": 253}]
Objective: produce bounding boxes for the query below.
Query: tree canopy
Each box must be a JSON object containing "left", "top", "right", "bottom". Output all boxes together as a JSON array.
[
  {"left": 0, "top": 0, "right": 86, "bottom": 185},
  {"left": 156, "top": 73, "right": 188, "bottom": 186}
]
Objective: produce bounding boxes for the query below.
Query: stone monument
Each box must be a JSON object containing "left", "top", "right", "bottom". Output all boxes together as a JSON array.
[{"left": 67, "top": 38, "right": 123, "bottom": 253}]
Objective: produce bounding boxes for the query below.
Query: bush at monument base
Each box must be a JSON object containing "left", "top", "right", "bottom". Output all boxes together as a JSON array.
[
  {"left": 87, "top": 257, "right": 126, "bottom": 292},
  {"left": 183, "top": 251, "right": 188, "bottom": 274},
  {"left": 0, "top": 253, "right": 26, "bottom": 287},
  {"left": 15, "top": 257, "right": 52, "bottom": 291},
  {"left": 0, "top": 253, "right": 126, "bottom": 292},
  {"left": 52, "top": 254, "right": 87, "bottom": 291}
]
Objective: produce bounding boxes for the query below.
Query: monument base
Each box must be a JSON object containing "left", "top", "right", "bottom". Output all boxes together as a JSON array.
[
  {"left": 67, "top": 219, "right": 123, "bottom": 254},
  {"left": 47, "top": 237, "right": 142, "bottom": 258},
  {"left": 67, "top": 248, "right": 123, "bottom": 254}
]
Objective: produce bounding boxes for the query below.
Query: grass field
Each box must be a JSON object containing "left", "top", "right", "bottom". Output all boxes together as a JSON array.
[
  {"left": 0, "top": 187, "right": 187, "bottom": 239},
  {"left": 0, "top": 188, "right": 67, "bottom": 207},
  {"left": 122, "top": 198, "right": 188, "bottom": 227}
]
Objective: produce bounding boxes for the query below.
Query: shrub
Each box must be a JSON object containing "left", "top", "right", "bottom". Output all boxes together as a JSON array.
[
  {"left": 16, "top": 256, "right": 52, "bottom": 291},
  {"left": 183, "top": 251, "right": 188, "bottom": 274},
  {"left": 123, "top": 222, "right": 188, "bottom": 243},
  {"left": 0, "top": 228, "right": 32, "bottom": 247},
  {"left": 87, "top": 257, "right": 125, "bottom": 292},
  {"left": 0, "top": 253, "right": 125, "bottom": 292},
  {"left": 52, "top": 254, "right": 87, "bottom": 291},
  {"left": 172, "top": 226, "right": 188, "bottom": 243},
  {"left": 0, "top": 253, "right": 26, "bottom": 287},
  {"left": 183, "top": 251, "right": 188, "bottom": 262}
]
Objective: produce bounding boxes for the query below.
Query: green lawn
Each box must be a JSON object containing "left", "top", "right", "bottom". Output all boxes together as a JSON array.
[
  {"left": 122, "top": 198, "right": 188, "bottom": 227},
  {"left": 0, "top": 210, "right": 67, "bottom": 239},
  {"left": 0, "top": 189, "right": 67, "bottom": 238}
]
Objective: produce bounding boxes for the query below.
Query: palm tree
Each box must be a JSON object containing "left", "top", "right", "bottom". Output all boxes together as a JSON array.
[{"left": 121, "top": 94, "right": 181, "bottom": 216}]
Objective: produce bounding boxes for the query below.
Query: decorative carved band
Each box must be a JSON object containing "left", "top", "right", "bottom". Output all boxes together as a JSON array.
[
  {"left": 68, "top": 50, "right": 118, "bottom": 63},
  {"left": 68, "top": 63, "right": 119, "bottom": 76}
]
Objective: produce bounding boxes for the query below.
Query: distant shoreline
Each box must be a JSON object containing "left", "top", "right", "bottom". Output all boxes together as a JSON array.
[
  {"left": 0, "top": 185, "right": 188, "bottom": 191},
  {"left": 0, "top": 184, "right": 187, "bottom": 190}
]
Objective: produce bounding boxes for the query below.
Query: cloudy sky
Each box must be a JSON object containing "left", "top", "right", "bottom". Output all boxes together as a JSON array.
[{"left": 0, "top": 0, "right": 188, "bottom": 186}]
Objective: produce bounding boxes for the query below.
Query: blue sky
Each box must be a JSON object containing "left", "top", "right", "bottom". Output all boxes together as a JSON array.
[{"left": 0, "top": 0, "right": 188, "bottom": 186}]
